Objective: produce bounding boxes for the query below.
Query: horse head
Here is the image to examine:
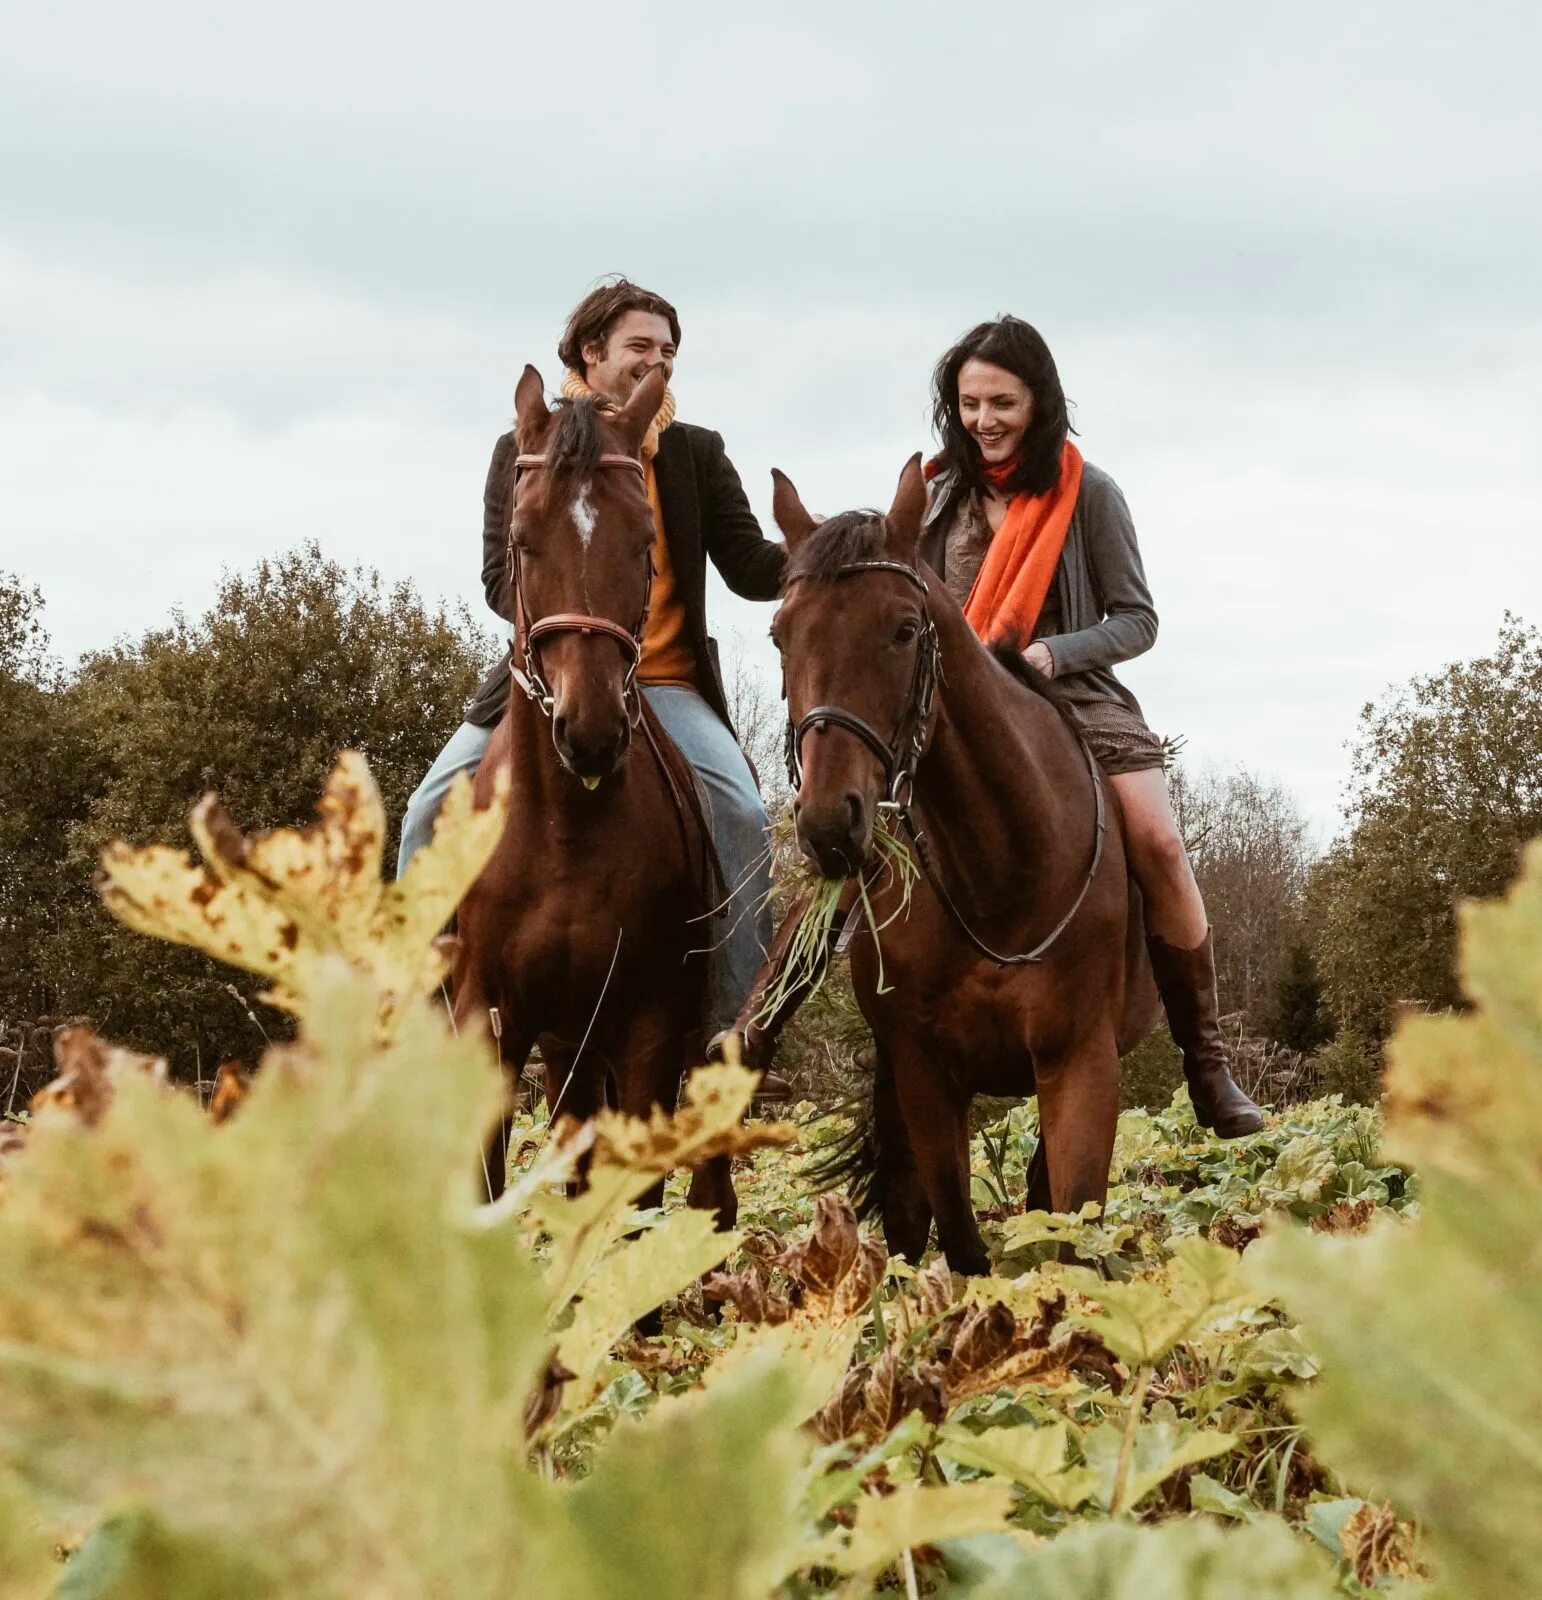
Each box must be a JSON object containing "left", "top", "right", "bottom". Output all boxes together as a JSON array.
[
  {"left": 770, "top": 455, "right": 933, "bottom": 878},
  {"left": 508, "top": 363, "right": 667, "bottom": 781}
]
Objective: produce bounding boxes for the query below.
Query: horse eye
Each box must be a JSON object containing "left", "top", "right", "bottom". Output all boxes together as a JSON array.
[{"left": 894, "top": 619, "right": 919, "bottom": 645}]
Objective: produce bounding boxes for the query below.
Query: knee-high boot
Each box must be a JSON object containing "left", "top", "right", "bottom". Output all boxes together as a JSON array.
[{"left": 1146, "top": 929, "right": 1266, "bottom": 1138}]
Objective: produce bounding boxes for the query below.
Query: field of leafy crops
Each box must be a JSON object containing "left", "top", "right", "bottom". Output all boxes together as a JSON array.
[{"left": 0, "top": 754, "right": 1537, "bottom": 1599}]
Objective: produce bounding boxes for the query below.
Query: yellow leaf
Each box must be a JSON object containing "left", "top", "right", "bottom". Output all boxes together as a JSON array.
[{"left": 97, "top": 754, "right": 508, "bottom": 1035}]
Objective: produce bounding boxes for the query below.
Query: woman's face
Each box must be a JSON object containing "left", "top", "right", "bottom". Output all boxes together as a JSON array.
[{"left": 957, "top": 358, "right": 1033, "bottom": 470}]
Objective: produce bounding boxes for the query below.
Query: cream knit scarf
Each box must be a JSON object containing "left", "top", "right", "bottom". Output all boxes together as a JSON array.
[{"left": 560, "top": 370, "right": 677, "bottom": 460}]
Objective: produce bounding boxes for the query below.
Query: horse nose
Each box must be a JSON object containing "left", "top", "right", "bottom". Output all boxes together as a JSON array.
[
  {"left": 554, "top": 714, "right": 630, "bottom": 779},
  {"left": 795, "top": 791, "right": 869, "bottom": 879}
]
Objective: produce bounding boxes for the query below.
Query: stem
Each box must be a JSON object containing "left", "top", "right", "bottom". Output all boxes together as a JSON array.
[
  {"left": 902, "top": 1546, "right": 921, "bottom": 1600},
  {"left": 1111, "top": 1364, "right": 1155, "bottom": 1515}
]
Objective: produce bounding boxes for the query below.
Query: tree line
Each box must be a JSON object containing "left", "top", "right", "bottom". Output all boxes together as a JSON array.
[{"left": 2, "top": 549, "right": 1537, "bottom": 1103}]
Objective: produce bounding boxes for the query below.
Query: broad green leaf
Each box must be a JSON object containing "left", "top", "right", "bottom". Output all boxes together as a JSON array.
[
  {"left": 1065, "top": 1236, "right": 1247, "bottom": 1367},
  {"left": 1082, "top": 1419, "right": 1238, "bottom": 1513},
  {"left": 813, "top": 1480, "right": 1015, "bottom": 1576},
  {"left": 1188, "top": 1472, "right": 1261, "bottom": 1522},
  {"left": 0, "top": 1468, "right": 53, "bottom": 1599},
  {"left": 557, "top": 1208, "right": 737, "bottom": 1405},
  {"left": 935, "top": 1420, "right": 1098, "bottom": 1510},
  {"left": 1259, "top": 1136, "right": 1337, "bottom": 1207},
  {"left": 526, "top": 1341, "right": 811, "bottom": 1600},
  {"left": 57, "top": 1510, "right": 276, "bottom": 1599},
  {"left": 0, "top": 964, "right": 545, "bottom": 1599},
  {"left": 97, "top": 755, "right": 507, "bottom": 1031},
  {"left": 1255, "top": 838, "right": 1542, "bottom": 1600},
  {"left": 953, "top": 1516, "right": 1336, "bottom": 1598}
]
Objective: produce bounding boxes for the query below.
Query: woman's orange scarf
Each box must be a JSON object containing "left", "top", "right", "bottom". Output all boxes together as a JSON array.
[{"left": 962, "top": 441, "right": 1083, "bottom": 647}]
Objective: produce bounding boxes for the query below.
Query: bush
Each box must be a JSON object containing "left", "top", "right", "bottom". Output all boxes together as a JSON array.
[
  {"left": 1311, "top": 1031, "right": 1383, "bottom": 1106},
  {"left": 2, "top": 547, "right": 495, "bottom": 1076}
]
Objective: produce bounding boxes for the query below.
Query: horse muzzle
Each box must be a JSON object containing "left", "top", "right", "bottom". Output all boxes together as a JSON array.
[
  {"left": 795, "top": 791, "right": 875, "bottom": 880},
  {"left": 553, "top": 711, "right": 631, "bottom": 783}
]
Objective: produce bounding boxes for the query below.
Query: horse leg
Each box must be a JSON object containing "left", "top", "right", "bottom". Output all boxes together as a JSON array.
[
  {"left": 1034, "top": 1028, "right": 1121, "bottom": 1216},
  {"left": 873, "top": 1045, "right": 932, "bottom": 1262},
  {"left": 614, "top": 1006, "right": 697, "bottom": 1334},
  {"left": 891, "top": 1046, "right": 990, "bottom": 1276}
]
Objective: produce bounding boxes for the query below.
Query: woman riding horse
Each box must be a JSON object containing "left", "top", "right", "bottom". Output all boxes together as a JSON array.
[
  {"left": 919, "top": 316, "right": 1262, "bottom": 1138},
  {"left": 732, "top": 316, "right": 1261, "bottom": 1142}
]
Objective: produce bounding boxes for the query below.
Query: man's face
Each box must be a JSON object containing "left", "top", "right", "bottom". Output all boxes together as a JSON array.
[{"left": 582, "top": 310, "right": 677, "bottom": 405}]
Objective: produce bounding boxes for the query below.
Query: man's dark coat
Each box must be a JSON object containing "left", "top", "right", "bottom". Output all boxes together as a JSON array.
[{"left": 465, "top": 423, "right": 785, "bottom": 731}]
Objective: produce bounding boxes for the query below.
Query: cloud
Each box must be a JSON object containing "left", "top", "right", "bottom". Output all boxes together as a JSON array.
[{"left": 3, "top": 0, "right": 1539, "bottom": 837}]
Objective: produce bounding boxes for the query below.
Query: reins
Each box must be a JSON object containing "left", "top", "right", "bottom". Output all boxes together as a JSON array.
[
  {"left": 784, "top": 558, "right": 1107, "bottom": 968},
  {"left": 506, "top": 451, "right": 653, "bottom": 721}
]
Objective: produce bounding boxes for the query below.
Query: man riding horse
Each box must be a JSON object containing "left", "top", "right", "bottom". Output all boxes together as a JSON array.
[{"left": 399, "top": 278, "right": 790, "bottom": 1080}]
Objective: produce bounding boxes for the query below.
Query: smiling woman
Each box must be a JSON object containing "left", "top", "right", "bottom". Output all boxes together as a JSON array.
[{"left": 918, "top": 315, "right": 1263, "bottom": 1138}]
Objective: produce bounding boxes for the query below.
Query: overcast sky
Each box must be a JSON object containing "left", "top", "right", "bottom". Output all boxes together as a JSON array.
[{"left": 3, "top": 0, "right": 1538, "bottom": 832}]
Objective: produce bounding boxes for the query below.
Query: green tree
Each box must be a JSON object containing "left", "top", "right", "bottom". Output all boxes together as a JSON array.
[
  {"left": 1310, "top": 614, "right": 1542, "bottom": 1042},
  {"left": 1168, "top": 764, "right": 1314, "bottom": 1027},
  {"left": 0, "top": 574, "right": 95, "bottom": 1033},
  {"left": 1261, "top": 943, "right": 1331, "bottom": 1055},
  {"left": 26, "top": 545, "right": 495, "bottom": 1075}
]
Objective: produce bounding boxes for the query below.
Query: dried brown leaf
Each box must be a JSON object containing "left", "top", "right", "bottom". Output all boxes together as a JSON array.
[
  {"left": 942, "top": 1301, "right": 1017, "bottom": 1387},
  {"left": 776, "top": 1194, "right": 860, "bottom": 1298},
  {"left": 1310, "top": 1199, "right": 1379, "bottom": 1235},
  {"left": 521, "top": 1354, "right": 578, "bottom": 1440},
  {"left": 702, "top": 1265, "right": 793, "bottom": 1327},
  {"left": 207, "top": 1063, "right": 252, "bottom": 1125},
  {"left": 1339, "top": 1501, "right": 1423, "bottom": 1584},
  {"left": 811, "top": 1365, "right": 871, "bottom": 1444},
  {"left": 833, "top": 1234, "right": 888, "bottom": 1319},
  {"left": 915, "top": 1253, "right": 955, "bottom": 1320},
  {"left": 29, "top": 1026, "right": 168, "bottom": 1127}
]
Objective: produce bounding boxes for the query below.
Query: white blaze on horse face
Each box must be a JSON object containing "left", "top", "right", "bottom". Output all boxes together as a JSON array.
[
  {"left": 571, "top": 483, "right": 597, "bottom": 606},
  {"left": 571, "top": 486, "right": 598, "bottom": 548}
]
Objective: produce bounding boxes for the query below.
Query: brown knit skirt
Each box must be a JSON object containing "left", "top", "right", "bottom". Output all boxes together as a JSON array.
[{"left": 1064, "top": 697, "right": 1168, "bottom": 776}]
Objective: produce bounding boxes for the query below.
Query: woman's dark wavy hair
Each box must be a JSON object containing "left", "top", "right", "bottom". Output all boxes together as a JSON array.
[{"left": 930, "top": 317, "right": 1073, "bottom": 503}]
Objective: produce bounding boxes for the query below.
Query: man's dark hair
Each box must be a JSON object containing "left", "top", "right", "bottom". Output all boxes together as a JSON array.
[
  {"left": 557, "top": 276, "right": 682, "bottom": 374},
  {"left": 930, "top": 317, "right": 1073, "bottom": 502}
]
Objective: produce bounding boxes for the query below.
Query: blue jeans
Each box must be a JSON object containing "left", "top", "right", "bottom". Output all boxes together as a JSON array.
[{"left": 397, "top": 687, "right": 773, "bottom": 1032}]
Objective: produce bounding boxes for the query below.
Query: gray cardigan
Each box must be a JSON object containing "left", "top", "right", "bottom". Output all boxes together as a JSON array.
[{"left": 919, "top": 460, "right": 1158, "bottom": 713}]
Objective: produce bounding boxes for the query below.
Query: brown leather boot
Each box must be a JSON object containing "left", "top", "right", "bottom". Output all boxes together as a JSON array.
[
  {"left": 1146, "top": 930, "right": 1266, "bottom": 1138},
  {"left": 707, "top": 883, "right": 859, "bottom": 1083}
]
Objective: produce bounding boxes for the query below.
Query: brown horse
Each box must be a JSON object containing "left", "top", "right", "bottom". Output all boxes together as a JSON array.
[
  {"left": 453, "top": 364, "right": 733, "bottom": 1224},
  {"left": 767, "top": 457, "right": 1158, "bottom": 1274}
]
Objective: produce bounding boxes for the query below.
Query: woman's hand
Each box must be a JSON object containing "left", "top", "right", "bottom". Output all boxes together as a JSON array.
[{"left": 1023, "top": 641, "right": 1055, "bottom": 678}]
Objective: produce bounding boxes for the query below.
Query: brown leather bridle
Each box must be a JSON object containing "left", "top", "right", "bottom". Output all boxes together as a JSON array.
[{"left": 506, "top": 451, "right": 653, "bottom": 721}]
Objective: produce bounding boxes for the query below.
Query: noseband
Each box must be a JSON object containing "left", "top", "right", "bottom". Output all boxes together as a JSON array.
[
  {"left": 783, "top": 557, "right": 1107, "bottom": 968},
  {"left": 506, "top": 451, "right": 652, "bottom": 719}
]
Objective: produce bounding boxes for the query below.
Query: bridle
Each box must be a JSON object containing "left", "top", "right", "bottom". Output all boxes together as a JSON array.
[
  {"left": 783, "top": 558, "right": 1107, "bottom": 968},
  {"left": 505, "top": 451, "right": 653, "bottom": 721}
]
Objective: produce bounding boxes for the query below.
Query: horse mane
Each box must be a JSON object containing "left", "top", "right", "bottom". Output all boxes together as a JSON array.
[
  {"left": 783, "top": 510, "right": 887, "bottom": 585},
  {"left": 540, "top": 398, "right": 604, "bottom": 499}
]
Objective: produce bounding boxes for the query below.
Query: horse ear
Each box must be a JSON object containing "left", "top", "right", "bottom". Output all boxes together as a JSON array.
[
  {"left": 771, "top": 469, "right": 818, "bottom": 549},
  {"left": 514, "top": 365, "right": 549, "bottom": 449},
  {"left": 613, "top": 363, "right": 669, "bottom": 454},
  {"left": 885, "top": 453, "right": 927, "bottom": 563}
]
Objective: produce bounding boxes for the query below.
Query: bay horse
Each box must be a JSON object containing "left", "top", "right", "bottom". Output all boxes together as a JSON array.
[
  {"left": 453, "top": 364, "right": 733, "bottom": 1224},
  {"left": 767, "top": 457, "right": 1159, "bottom": 1274}
]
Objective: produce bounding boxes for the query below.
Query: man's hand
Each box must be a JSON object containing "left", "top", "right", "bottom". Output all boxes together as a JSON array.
[{"left": 1023, "top": 641, "right": 1055, "bottom": 678}]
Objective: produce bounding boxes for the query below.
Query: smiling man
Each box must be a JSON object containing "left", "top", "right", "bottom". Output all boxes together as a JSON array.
[{"left": 398, "top": 277, "right": 787, "bottom": 1047}]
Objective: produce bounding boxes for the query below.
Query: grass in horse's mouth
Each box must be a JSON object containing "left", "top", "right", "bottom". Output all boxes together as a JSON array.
[{"left": 752, "top": 816, "right": 918, "bottom": 1024}]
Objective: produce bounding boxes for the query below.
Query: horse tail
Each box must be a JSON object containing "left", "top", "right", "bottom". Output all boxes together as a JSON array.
[{"left": 803, "top": 1052, "right": 885, "bottom": 1221}]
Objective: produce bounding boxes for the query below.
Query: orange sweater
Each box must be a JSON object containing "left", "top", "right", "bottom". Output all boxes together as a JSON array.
[{"left": 637, "top": 458, "right": 698, "bottom": 688}]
